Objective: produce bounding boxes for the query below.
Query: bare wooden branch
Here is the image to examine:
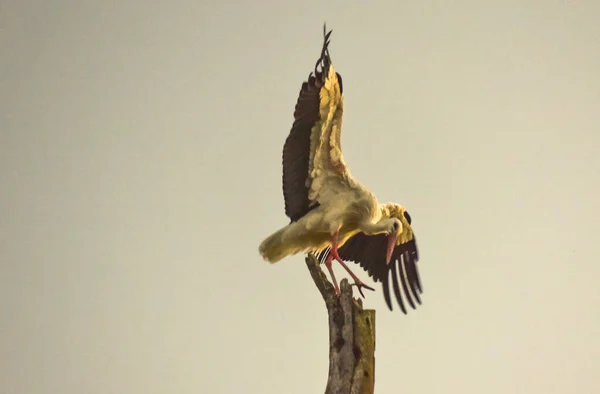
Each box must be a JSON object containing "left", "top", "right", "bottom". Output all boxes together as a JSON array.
[{"left": 305, "top": 254, "right": 376, "bottom": 394}]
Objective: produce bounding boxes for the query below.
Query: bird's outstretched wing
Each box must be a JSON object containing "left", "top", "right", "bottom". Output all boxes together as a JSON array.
[
  {"left": 282, "top": 25, "right": 351, "bottom": 222},
  {"left": 316, "top": 208, "right": 422, "bottom": 313}
]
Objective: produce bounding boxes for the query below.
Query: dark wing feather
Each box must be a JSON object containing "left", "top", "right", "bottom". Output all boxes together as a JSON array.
[
  {"left": 282, "top": 76, "right": 321, "bottom": 222},
  {"left": 282, "top": 27, "right": 344, "bottom": 222},
  {"left": 317, "top": 235, "right": 422, "bottom": 312}
]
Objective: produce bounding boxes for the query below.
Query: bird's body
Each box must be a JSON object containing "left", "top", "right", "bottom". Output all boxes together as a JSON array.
[
  {"left": 259, "top": 181, "right": 380, "bottom": 263},
  {"left": 259, "top": 26, "right": 422, "bottom": 311}
]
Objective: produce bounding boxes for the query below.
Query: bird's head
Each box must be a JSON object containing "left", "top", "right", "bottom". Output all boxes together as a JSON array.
[
  {"left": 383, "top": 217, "right": 402, "bottom": 265},
  {"left": 381, "top": 203, "right": 415, "bottom": 265}
]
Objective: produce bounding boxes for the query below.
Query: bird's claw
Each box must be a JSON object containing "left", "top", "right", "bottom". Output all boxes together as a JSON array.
[{"left": 351, "top": 282, "right": 375, "bottom": 298}]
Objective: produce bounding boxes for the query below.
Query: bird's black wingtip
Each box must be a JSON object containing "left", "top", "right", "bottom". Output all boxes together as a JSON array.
[
  {"left": 315, "top": 23, "right": 334, "bottom": 77},
  {"left": 323, "top": 21, "right": 332, "bottom": 38}
]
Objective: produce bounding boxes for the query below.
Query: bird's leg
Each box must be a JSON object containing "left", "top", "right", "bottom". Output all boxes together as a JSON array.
[
  {"left": 323, "top": 253, "right": 341, "bottom": 296},
  {"left": 329, "top": 231, "right": 375, "bottom": 298}
]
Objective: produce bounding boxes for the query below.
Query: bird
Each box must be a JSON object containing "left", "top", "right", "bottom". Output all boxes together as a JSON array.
[{"left": 258, "top": 25, "right": 422, "bottom": 312}]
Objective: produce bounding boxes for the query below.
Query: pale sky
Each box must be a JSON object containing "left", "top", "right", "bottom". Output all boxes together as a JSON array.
[{"left": 2, "top": 1, "right": 600, "bottom": 393}]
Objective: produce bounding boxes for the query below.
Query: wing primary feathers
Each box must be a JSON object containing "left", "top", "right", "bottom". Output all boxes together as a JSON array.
[
  {"left": 382, "top": 278, "right": 393, "bottom": 311},
  {"left": 405, "top": 239, "right": 423, "bottom": 295},
  {"left": 398, "top": 255, "right": 416, "bottom": 310},
  {"left": 390, "top": 263, "right": 407, "bottom": 313},
  {"left": 315, "top": 26, "right": 333, "bottom": 77},
  {"left": 404, "top": 249, "right": 422, "bottom": 304}
]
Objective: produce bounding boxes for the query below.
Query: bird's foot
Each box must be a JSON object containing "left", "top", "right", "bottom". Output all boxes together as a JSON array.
[{"left": 350, "top": 280, "right": 375, "bottom": 299}]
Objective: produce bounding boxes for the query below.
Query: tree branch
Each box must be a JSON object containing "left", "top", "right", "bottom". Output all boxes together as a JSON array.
[{"left": 305, "top": 254, "right": 376, "bottom": 394}]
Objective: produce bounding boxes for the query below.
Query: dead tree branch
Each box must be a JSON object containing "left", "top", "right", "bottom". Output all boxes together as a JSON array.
[{"left": 305, "top": 254, "right": 376, "bottom": 394}]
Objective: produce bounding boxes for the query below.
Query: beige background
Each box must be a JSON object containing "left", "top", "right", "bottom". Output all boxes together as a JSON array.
[{"left": 2, "top": 1, "right": 600, "bottom": 393}]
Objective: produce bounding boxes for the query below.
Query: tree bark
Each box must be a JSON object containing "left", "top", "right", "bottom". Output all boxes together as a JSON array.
[{"left": 305, "top": 254, "right": 376, "bottom": 394}]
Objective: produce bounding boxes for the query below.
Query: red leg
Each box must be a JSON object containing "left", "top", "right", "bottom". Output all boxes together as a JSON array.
[
  {"left": 329, "top": 231, "right": 375, "bottom": 298},
  {"left": 324, "top": 253, "right": 340, "bottom": 296}
]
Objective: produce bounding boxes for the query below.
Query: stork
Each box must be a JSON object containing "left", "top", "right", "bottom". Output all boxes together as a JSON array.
[{"left": 259, "top": 25, "right": 422, "bottom": 312}]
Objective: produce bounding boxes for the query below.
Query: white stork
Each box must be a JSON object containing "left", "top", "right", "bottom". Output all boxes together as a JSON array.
[{"left": 259, "top": 26, "right": 422, "bottom": 312}]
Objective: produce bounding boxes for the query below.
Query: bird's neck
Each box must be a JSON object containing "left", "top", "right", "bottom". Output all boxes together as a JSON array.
[{"left": 360, "top": 219, "right": 392, "bottom": 236}]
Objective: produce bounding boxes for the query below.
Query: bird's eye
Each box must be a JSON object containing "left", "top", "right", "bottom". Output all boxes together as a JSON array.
[{"left": 392, "top": 222, "right": 399, "bottom": 231}]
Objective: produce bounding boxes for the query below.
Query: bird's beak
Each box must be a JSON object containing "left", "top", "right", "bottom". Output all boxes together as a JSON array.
[{"left": 386, "top": 232, "right": 397, "bottom": 265}]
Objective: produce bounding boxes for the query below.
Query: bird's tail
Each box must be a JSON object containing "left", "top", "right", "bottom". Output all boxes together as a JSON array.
[
  {"left": 259, "top": 227, "right": 289, "bottom": 263},
  {"left": 259, "top": 222, "right": 319, "bottom": 263}
]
